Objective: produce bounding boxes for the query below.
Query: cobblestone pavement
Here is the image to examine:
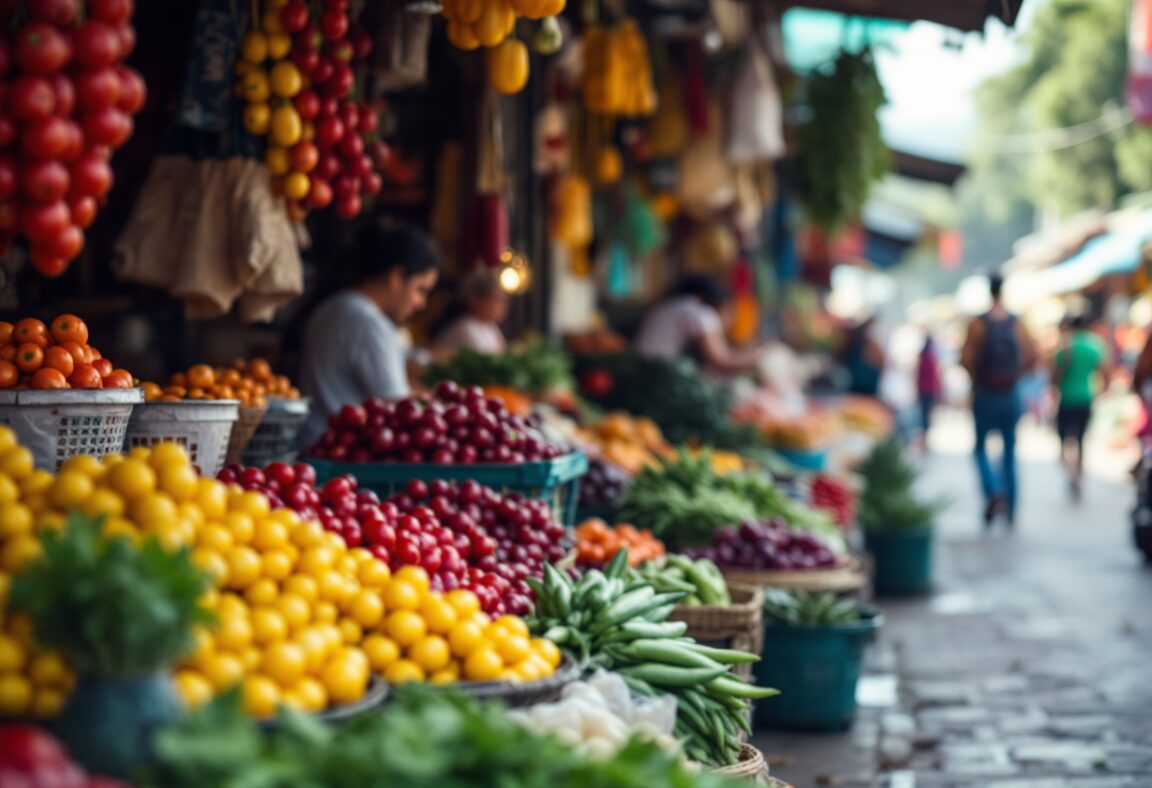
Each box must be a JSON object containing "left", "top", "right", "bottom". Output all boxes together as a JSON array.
[{"left": 753, "top": 410, "right": 1152, "bottom": 788}]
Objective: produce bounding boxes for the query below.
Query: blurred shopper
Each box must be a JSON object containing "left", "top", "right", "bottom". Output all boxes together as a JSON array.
[
  {"left": 960, "top": 274, "right": 1037, "bottom": 527},
  {"left": 635, "top": 274, "right": 770, "bottom": 373},
  {"left": 916, "top": 334, "right": 943, "bottom": 450},
  {"left": 1053, "top": 315, "right": 1108, "bottom": 500},
  {"left": 841, "top": 317, "right": 885, "bottom": 396},
  {"left": 431, "top": 270, "right": 510, "bottom": 358}
]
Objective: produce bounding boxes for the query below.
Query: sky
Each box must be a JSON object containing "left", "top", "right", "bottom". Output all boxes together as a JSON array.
[{"left": 874, "top": 4, "right": 1038, "bottom": 163}]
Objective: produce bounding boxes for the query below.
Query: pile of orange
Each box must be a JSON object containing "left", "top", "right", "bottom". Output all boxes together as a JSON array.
[
  {"left": 143, "top": 359, "right": 300, "bottom": 407},
  {"left": 0, "top": 315, "right": 133, "bottom": 391},
  {"left": 574, "top": 519, "right": 664, "bottom": 567}
]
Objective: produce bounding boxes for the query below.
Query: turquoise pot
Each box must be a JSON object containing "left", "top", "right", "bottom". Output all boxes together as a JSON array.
[
  {"left": 753, "top": 611, "right": 882, "bottom": 731},
  {"left": 52, "top": 672, "right": 183, "bottom": 778},
  {"left": 865, "top": 528, "right": 934, "bottom": 596}
]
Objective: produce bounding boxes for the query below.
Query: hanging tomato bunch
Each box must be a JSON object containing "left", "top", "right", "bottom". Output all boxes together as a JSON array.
[
  {"left": 441, "top": 0, "right": 563, "bottom": 95},
  {"left": 236, "top": 0, "right": 386, "bottom": 220},
  {"left": 0, "top": 0, "right": 144, "bottom": 277}
]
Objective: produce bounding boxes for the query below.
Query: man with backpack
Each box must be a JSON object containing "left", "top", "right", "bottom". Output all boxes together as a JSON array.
[{"left": 960, "top": 274, "right": 1037, "bottom": 527}]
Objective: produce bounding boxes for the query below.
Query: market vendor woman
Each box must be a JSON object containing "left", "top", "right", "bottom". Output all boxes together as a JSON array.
[
  {"left": 297, "top": 221, "right": 440, "bottom": 446},
  {"left": 635, "top": 273, "right": 769, "bottom": 374}
]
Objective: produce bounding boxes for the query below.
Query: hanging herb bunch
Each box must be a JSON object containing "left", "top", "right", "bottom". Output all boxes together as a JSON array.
[{"left": 795, "top": 48, "right": 889, "bottom": 233}]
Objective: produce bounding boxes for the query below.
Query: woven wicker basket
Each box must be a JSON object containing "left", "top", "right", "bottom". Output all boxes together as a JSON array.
[
  {"left": 669, "top": 583, "right": 763, "bottom": 679},
  {"left": 225, "top": 406, "right": 267, "bottom": 465},
  {"left": 434, "top": 656, "right": 581, "bottom": 708},
  {"left": 723, "top": 556, "right": 867, "bottom": 594},
  {"left": 711, "top": 743, "right": 776, "bottom": 783}
]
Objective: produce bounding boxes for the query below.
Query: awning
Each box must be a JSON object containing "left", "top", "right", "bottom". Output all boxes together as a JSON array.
[
  {"left": 891, "top": 150, "right": 966, "bottom": 186},
  {"left": 779, "top": 0, "right": 1025, "bottom": 32}
]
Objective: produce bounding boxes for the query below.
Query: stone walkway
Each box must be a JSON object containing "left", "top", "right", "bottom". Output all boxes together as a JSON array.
[{"left": 754, "top": 412, "right": 1152, "bottom": 787}]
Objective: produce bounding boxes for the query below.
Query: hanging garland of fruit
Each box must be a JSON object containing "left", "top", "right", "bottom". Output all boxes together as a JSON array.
[
  {"left": 442, "top": 0, "right": 564, "bottom": 95},
  {"left": 236, "top": 0, "right": 387, "bottom": 221},
  {"left": 0, "top": 0, "right": 144, "bottom": 278}
]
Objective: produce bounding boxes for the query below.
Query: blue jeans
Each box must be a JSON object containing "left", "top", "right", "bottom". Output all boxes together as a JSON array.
[{"left": 973, "top": 388, "right": 1022, "bottom": 516}]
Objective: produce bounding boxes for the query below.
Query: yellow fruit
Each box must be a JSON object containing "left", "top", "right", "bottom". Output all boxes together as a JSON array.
[
  {"left": 234, "top": 491, "right": 271, "bottom": 519},
  {"left": 382, "top": 579, "right": 421, "bottom": 611},
  {"left": 317, "top": 570, "right": 350, "bottom": 605},
  {"left": 197, "top": 523, "right": 233, "bottom": 554},
  {"left": 36, "top": 511, "right": 66, "bottom": 533},
  {"left": 0, "top": 634, "right": 28, "bottom": 671},
  {"left": 347, "top": 590, "right": 385, "bottom": 628},
  {"left": 281, "top": 169, "right": 310, "bottom": 200},
  {"left": 241, "top": 648, "right": 262, "bottom": 671},
  {"left": 313, "top": 600, "right": 338, "bottom": 625},
  {"left": 275, "top": 593, "right": 311, "bottom": 630},
  {"left": 0, "top": 503, "right": 33, "bottom": 539},
  {"left": 30, "top": 688, "right": 66, "bottom": 718},
  {"left": 159, "top": 464, "right": 199, "bottom": 502},
  {"left": 28, "top": 652, "right": 68, "bottom": 686},
  {"left": 174, "top": 670, "right": 214, "bottom": 709},
  {"left": 243, "top": 103, "right": 271, "bottom": 136},
  {"left": 226, "top": 546, "right": 263, "bottom": 589},
  {"left": 496, "top": 615, "right": 529, "bottom": 638},
  {"left": 448, "top": 620, "right": 485, "bottom": 659},
  {"left": 495, "top": 634, "right": 532, "bottom": 664},
  {"left": 83, "top": 489, "right": 125, "bottom": 519},
  {"left": 0, "top": 446, "right": 34, "bottom": 480},
  {"left": 532, "top": 638, "right": 562, "bottom": 668},
  {"left": 393, "top": 565, "right": 430, "bottom": 594},
  {"left": 245, "top": 578, "right": 279, "bottom": 607},
  {"left": 428, "top": 663, "right": 461, "bottom": 685},
  {"left": 189, "top": 626, "right": 214, "bottom": 663},
  {"left": 0, "top": 426, "right": 17, "bottom": 452},
  {"left": 384, "top": 610, "right": 427, "bottom": 648},
  {"left": 320, "top": 657, "right": 368, "bottom": 704},
  {"left": 1, "top": 535, "right": 42, "bottom": 573},
  {"left": 258, "top": 550, "right": 291, "bottom": 582},
  {"left": 267, "top": 33, "right": 291, "bottom": 59},
  {"left": 202, "top": 652, "right": 245, "bottom": 691},
  {"left": 446, "top": 21, "right": 481, "bottom": 50},
  {"left": 191, "top": 548, "right": 228, "bottom": 584},
  {"left": 148, "top": 442, "right": 191, "bottom": 470},
  {"left": 215, "top": 616, "right": 254, "bottom": 652},
  {"left": 409, "top": 635, "right": 451, "bottom": 673},
  {"left": 420, "top": 597, "right": 458, "bottom": 635},
  {"left": 356, "top": 559, "right": 391, "bottom": 588},
  {"left": 293, "top": 677, "right": 327, "bottom": 712},
  {"left": 338, "top": 619, "right": 363, "bottom": 645},
  {"left": 295, "top": 628, "right": 329, "bottom": 671},
  {"left": 49, "top": 471, "right": 93, "bottom": 508},
  {"left": 463, "top": 646, "right": 504, "bottom": 681},
  {"left": 262, "top": 642, "right": 307, "bottom": 685},
  {"left": 445, "top": 589, "right": 481, "bottom": 618},
  {"left": 22, "top": 493, "right": 47, "bottom": 516},
  {"left": 197, "top": 478, "right": 229, "bottom": 518},
  {"left": 383, "top": 659, "right": 425, "bottom": 684},
  {"left": 270, "top": 105, "right": 302, "bottom": 147},
  {"left": 21, "top": 468, "right": 54, "bottom": 496},
  {"left": 270, "top": 61, "right": 303, "bottom": 98},
  {"left": 487, "top": 37, "right": 530, "bottom": 95},
  {"left": 130, "top": 491, "right": 179, "bottom": 531},
  {"left": 290, "top": 521, "right": 326, "bottom": 548},
  {"left": 362, "top": 635, "right": 401, "bottom": 672},
  {"left": 261, "top": 9, "right": 284, "bottom": 34},
  {"left": 284, "top": 574, "right": 319, "bottom": 603},
  {"left": 0, "top": 474, "right": 18, "bottom": 505},
  {"left": 241, "top": 31, "right": 269, "bottom": 63},
  {"left": 106, "top": 459, "right": 157, "bottom": 501},
  {"left": 243, "top": 674, "right": 281, "bottom": 718},
  {"left": 298, "top": 545, "right": 336, "bottom": 575},
  {"left": 251, "top": 609, "right": 289, "bottom": 645}
]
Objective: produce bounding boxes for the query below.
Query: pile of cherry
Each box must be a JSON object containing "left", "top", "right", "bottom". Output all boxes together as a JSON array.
[
  {"left": 218, "top": 462, "right": 571, "bottom": 616},
  {"left": 306, "top": 381, "right": 568, "bottom": 465}
]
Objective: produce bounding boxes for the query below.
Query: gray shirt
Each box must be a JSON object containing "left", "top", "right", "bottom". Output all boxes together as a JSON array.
[{"left": 298, "top": 290, "right": 410, "bottom": 447}]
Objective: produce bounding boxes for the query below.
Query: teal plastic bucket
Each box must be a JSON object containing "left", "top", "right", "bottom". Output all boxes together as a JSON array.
[
  {"left": 865, "top": 528, "right": 933, "bottom": 596},
  {"left": 753, "top": 611, "right": 881, "bottom": 731}
]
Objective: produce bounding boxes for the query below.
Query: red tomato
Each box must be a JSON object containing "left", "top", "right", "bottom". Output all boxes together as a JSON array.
[
  {"left": 15, "top": 22, "right": 71, "bottom": 75},
  {"left": 58, "top": 120, "right": 83, "bottom": 162},
  {"left": 338, "top": 132, "right": 363, "bottom": 160},
  {"left": 28, "top": 0, "right": 79, "bottom": 24},
  {"left": 0, "top": 38, "right": 10, "bottom": 76},
  {"left": 8, "top": 76, "right": 56, "bottom": 122},
  {"left": 291, "top": 47, "right": 319, "bottom": 77},
  {"left": 320, "top": 7, "right": 348, "bottom": 40},
  {"left": 50, "top": 73, "right": 75, "bottom": 115},
  {"left": 72, "top": 21, "right": 120, "bottom": 68},
  {"left": 289, "top": 141, "right": 318, "bottom": 173},
  {"left": 32, "top": 367, "right": 68, "bottom": 388},
  {"left": 103, "top": 369, "right": 133, "bottom": 388},
  {"left": 351, "top": 153, "right": 373, "bottom": 180},
  {"left": 91, "top": 358, "right": 113, "bottom": 377},
  {"left": 349, "top": 26, "right": 372, "bottom": 61},
  {"left": 0, "top": 725, "right": 74, "bottom": 773},
  {"left": 20, "top": 199, "right": 69, "bottom": 242},
  {"left": 308, "top": 178, "right": 333, "bottom": 208},
  {"left": 68, "top": 195, "right": 96, "bottom": 228},
  {"left": 325, "top": 63, "right": 354, "bottom": 97},
  {"left": 357, "top": 106, "right": 378, "bottom": 134},
  {"left": 318, "top": 95, "right": 338, "bottom": 118},
  {"left": 332, "top": 173, "right": 357, "bottom": 198},
  {"left": 329, "top": 39, "right": 353, "bottom": 64},
  {"left": 337, "top": 101, "right": 358, "bottom": 130},
  {"left": 0, "top": 116, "right": 15, "bottom": 148},
  {"left": 82, "top": 107, "right": 131, "bottom": 148},
  {"left": 21, "top": 116, "right": 70, "bottom": 160},
  {"left": 88, "top": 0, "right": 133, "bottom": 23},
  {"left": 369, "top": 139, "right": 392, "bottom": 168},
  {"left": 0, "top": 157, "right": 15, "bottom": 200},
  {"left": 30, "top": 250, "right": 69, "bottom": 277},
  {"left": 70, "top": 153, "right": 112, "bottom": 198},
  {"left": 75, "top": 66, "right": 120, "bottom": 110},
  {"left": 20, "top": 161, "right": 70, "bottom": 202},
  {"left": 0, "top": 202, "right": 17, "bottom": 231},
  {"left": 115, "top": 22, "right": 134, "bottom": 57},
  {"left": 69, "top": 363, "right": 102, "bottom": 388},
  {"left": 43, "top": 223, "right": 83, "bottom": 260},
  {"left": 115, "top": 66, "right": 145, "bottom": 114},
  {"left": 362, "top": 172, "right": 382, "bottom": 196},
  {"left": 294, "top": 89, "right": 320, "bottom": 121},
  {"left": 335, "top": 192, "right": 360, "bottom": 220},
  {"left": 311, "top": 56, "right": 333, "bottom": 85},
  {"left": 315, "top": 115, "right": 344, "bottom": 147},
  {"left": 314, "top": 152, "right": 339, "bottom": 181},
  {"left": 280, "top": 1, "right": 309, "bottom": 33}
]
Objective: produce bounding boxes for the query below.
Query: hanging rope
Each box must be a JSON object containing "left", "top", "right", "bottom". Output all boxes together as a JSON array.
[{"left": 987, "top": 103, "right": 1134, "bottom": 154}]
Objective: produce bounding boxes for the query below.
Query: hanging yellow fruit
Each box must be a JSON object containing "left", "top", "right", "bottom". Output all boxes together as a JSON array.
[
  {"left": 447, "top": 22, "right": 481, "bottom": 50},
  {"left": 241, "top": 31, "right": 269, "bottom": 63},
  {"left": 510, "top": 0, "right": 551, "bottom": 20},
  {"left": 456, "top": 0, "right": 485, "bottom": 23},
  {"left": 594, "top": 146, "right": 623, "bottom": 184},
  {"left": 474, "top": 0, "right": 515, "bottom": 47},
  {"left": 487, "top": 37, "right": 529, "bottom": 94},
  {"left": 243, "top": 103, "right": 271, "bottom": 135}
]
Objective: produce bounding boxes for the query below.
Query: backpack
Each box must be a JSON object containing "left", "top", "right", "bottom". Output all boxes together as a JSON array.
[{"left": 977, "top": 314, "right": 1020, "bottom": 391}]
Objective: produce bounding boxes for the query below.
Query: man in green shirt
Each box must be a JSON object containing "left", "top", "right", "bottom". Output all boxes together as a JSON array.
[{"left": 1053, "top": 315, "right": 1109, "bottom": 500}]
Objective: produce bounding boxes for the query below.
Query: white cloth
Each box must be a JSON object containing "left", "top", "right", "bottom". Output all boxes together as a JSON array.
[
  {"left": 635, "top": 296, "right": 722, "bottom": 359},
  {"left": 298, "top": 290, "right": 410, "bottom": 446},
  {"left": 434, "top": 316, "right": 506, "bottom": 355}
]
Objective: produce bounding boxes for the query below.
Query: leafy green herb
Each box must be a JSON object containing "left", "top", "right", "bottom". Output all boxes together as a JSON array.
[
  {"left": 762, "top": 589, "right": 863, "bottom": 627},
  {"left": 426, "top": 338, "right": 573, "bottom": 396},
  {"left": 9, "top": 511, "right": 214, "bottom": 678},
  {"left": 856, "top": 439, "right": 945, "bottom": 531}
]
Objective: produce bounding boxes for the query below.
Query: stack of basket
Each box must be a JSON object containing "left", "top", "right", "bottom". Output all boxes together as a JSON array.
[{"left": 0, "top": 389, "right": 143, "bottom": 470}]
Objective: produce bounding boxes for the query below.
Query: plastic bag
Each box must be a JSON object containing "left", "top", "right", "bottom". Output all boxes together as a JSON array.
[{"left": 727, "top": 40, "right": 785, "bottom": 164}]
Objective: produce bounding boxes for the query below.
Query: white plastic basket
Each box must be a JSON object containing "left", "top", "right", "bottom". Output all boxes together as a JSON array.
[
  {"left": 241, "top": 397, "right": 310, "bottom": 466},
  {"left": 123, "top": 400, "right": 239, "bottom": 476},
  {"left": 0, "top": 389, "right": 143, "bottom": 471}
]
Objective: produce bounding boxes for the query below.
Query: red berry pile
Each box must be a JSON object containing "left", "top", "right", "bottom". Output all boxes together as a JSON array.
[
  {"left": 307, "top": 381, "right": 567, "bottom": 465},
  {"left": 0, "top": 0, "right": 144, "bottom": 277},
  {"left": 810, "top": 474, "right": 855, "bottom": 528},
  {"left": 218, "top": 463, "right": 571, "bottom": 616}
]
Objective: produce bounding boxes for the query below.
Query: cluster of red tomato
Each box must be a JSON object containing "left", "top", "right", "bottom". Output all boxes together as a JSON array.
[
  {"left": 238, "top": 0, "right": 388, "bottom": 221},
  {"left": 0, "top": 0, "right": 144, "bottom": 277},
  {"left": 0, "top": 313, "right": 132, "bottom": 389}
]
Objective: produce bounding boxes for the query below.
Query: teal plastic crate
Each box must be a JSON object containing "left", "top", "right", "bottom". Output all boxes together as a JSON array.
[{"left": 309, "top": 451, "right": 589, "bottom": 525}]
